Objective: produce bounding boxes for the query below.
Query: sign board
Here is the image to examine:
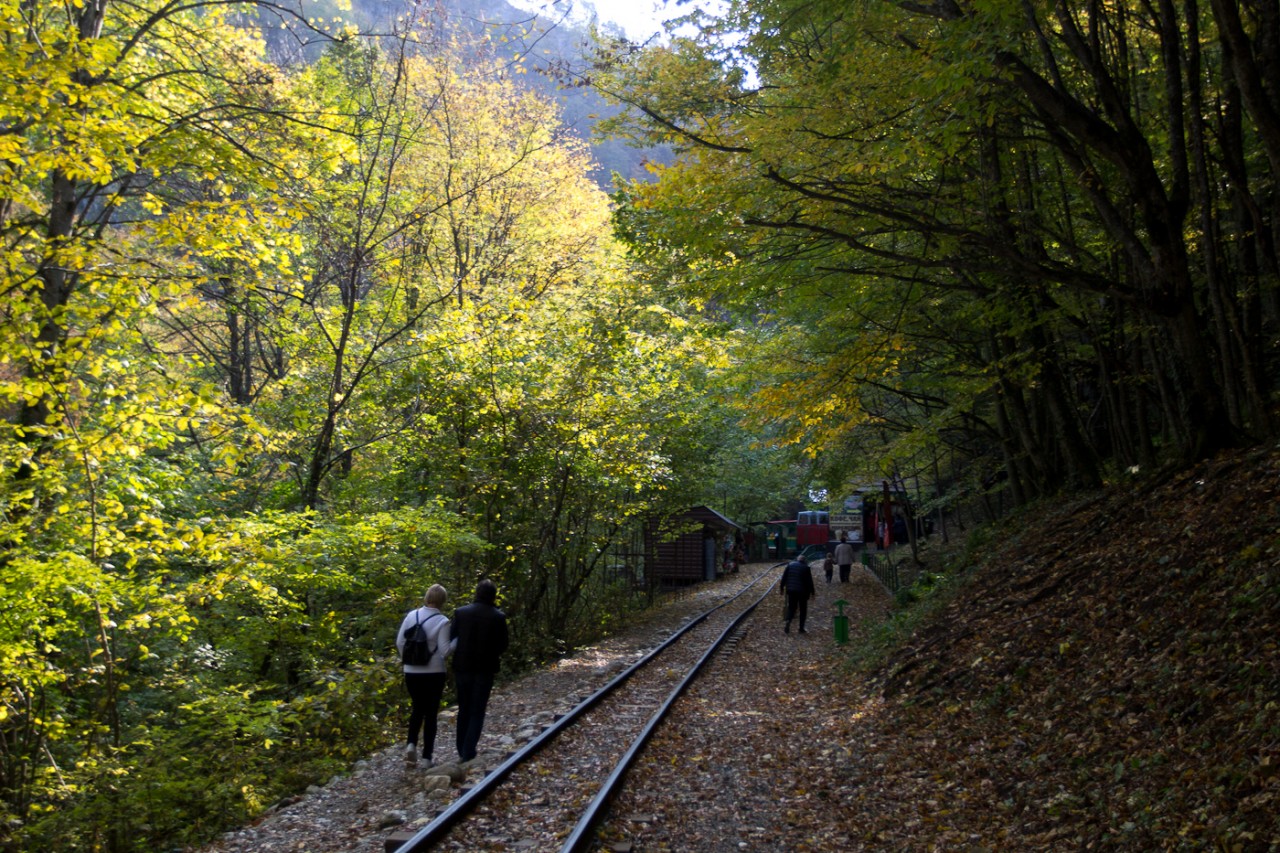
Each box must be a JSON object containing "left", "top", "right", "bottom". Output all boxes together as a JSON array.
[{"left": 830, "top": 513, "right": 862, "bottom": 543}]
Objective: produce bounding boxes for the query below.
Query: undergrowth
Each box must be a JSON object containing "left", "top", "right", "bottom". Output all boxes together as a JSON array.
[{"left": 841, "top": 529, "right": 983, "bottom": 675}]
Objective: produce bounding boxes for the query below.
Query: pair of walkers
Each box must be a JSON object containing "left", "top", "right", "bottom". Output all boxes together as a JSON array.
[
  {"left": 820, "top": 535, "right": 860, "bottom": 585},
  {"left": 396, "top": 579, "right": 509, "bottom": 766}
]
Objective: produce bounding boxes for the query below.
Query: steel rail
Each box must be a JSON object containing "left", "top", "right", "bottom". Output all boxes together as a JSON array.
[
  {"left": 560, "top": 575, "right": 779, "bottom": 853},
  {"left": 395, "top": 563, "right": 784, "bottom": 852}
]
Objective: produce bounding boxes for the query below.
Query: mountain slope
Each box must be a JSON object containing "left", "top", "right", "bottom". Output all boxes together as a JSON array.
[{"left": 313, "top": 0, "right": 666, "bottom": 188}]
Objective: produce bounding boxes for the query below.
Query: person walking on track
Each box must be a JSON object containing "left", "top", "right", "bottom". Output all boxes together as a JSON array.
[
  {"left": 779, "top": 555, "right": 816, "bottom": 634},
  {"left": 451, "top": 579, "right": 509, "bottom": 762},
  {"left": 397, "top": 583, "right": 455, "bottom": 766},
  {"left": 834, "top": 533, "right": 857, "bottom": 583}
]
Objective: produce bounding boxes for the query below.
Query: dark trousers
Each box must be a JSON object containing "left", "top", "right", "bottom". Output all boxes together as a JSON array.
[
  {"left": 784, "top": 592, "right": 809, "bottom": 631},
  {"left": 454, "top": 670, "right": 495, "bottom": 762},
  {"left": 839, "top": 563, "right": 852, "bottom": 582},
  {"left": 405, "top": 672, "right": 447, "bottom": 758}
]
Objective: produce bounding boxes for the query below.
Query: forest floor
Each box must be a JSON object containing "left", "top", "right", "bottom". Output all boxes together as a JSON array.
[
  {"left": 199, "top": 443, "right": 1280, "bottom": 852},
  {"left": 829, "top": 443, "right": 1280, "bottom": 850}
]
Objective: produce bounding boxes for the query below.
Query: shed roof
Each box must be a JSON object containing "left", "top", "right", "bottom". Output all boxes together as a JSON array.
[{"left": 676, "top": 505, "right": 742, "bottom": 531}]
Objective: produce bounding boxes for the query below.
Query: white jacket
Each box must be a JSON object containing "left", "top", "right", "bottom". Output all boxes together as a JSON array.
[{"left": 396, "top": 606, "right": 456, "bottom": 674}]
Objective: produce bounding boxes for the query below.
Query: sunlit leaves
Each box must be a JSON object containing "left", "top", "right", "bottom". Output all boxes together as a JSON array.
[
  {"left": 0, "top": 0, "right": 325, "bottom": 842},
  {"left": 1, "top": 3, "right": 769, "bottom": 848}
]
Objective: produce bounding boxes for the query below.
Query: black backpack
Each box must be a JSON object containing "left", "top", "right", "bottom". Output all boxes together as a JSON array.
[{"left": 401, "top": 612, "right": 444, "bottom": 666}]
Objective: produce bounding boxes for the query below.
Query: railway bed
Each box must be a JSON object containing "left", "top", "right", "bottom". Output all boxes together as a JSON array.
[
  {"left": 395, "top": 564, "right": 781, "bottom": 852},
  {"left": 198, "top": 562, "right": 893, "bottom": 853}
]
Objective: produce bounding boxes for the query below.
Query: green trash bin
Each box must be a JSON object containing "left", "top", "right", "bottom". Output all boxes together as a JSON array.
[{"left": 833, "top": 599, "right": 850, "bottom": 645}]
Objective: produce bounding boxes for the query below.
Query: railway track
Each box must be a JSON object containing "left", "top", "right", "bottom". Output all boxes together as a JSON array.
[{"left": 392, "top": 562, "right": 786, "bottom": 852}]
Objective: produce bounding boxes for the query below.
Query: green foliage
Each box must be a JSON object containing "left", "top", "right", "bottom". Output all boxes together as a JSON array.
[
  {"left": 595, "top": 0, "right": 1280, "bottom": 514},
  {"left": 356, "top": 269, "right": 729, "bottom": 660},
  {"left": 0, "top": 3, "right": 806, "bottom": 851},
  {"left": 16, "top": 659, "right": 396, "bottom": 853},
  {"left": 842, "top": 554, "right": 969, "bottom": 676}
]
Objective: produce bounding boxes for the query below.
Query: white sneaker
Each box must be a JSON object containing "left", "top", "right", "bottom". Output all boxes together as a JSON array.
[{"left": 403, "top": 745, "right": 418, "bottom": 764}]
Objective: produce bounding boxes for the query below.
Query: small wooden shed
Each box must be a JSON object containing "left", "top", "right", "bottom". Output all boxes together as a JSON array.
[{"left": 645, "top": 506, "right": 743, "bottom": 587}]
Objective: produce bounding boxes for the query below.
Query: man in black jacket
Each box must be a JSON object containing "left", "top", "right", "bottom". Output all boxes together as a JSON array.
[
  {"left": 779, "top": 556, "right": 816, "bottom": 634},
  {"left": 451, "top": 579, "right": 509, "bottom": 762}
]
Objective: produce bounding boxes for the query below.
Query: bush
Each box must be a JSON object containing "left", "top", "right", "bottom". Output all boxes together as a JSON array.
[
  {"left": 15, "top": 658, "right": 401, "bottom": 853},
  {"left": 846, "top": 575, "right": 958, "bottom": 674}
]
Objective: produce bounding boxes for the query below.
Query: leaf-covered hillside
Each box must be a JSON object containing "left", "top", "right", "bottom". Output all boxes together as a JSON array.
[{"left": 841, "top": 445, "right": 1280, "bottom": 849}]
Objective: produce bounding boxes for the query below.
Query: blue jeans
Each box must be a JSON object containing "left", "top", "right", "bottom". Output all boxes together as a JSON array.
[{"left": 454, "top": 671, "right": 495, "bottom": 762}]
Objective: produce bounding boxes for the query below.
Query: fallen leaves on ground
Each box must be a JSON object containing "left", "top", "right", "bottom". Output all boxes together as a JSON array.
[
  {"left": 834, "top": 445, "right": 1280, "bottom": 850},
  {"left": 609, "top": 446, "right": 1278, "bottom": 851}
]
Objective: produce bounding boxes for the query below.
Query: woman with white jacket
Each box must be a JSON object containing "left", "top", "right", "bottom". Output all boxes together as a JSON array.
[{"left": 396, "top": 584, "right": 456, "bottom": 766}]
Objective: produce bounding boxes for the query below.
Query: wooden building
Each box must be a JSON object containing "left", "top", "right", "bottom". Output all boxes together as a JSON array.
[{"left": 645, "top": 506, "right": 742, "bottom": 587}]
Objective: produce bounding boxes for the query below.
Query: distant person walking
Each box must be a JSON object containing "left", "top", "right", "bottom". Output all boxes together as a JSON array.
[
  {"left": 822, "top": 553, "right": 835, "bottom": 584},
  {"left": 451, "top": 579, "right": 509, "bottom": 762},
  {"left": 779, "top": 555, "right": 816, "bottom": 634},
  {"left": 396, "top": 584, "right": 455, "bottom": 766},
  {"left": 834, "top": 534, "right": 857, "bottom": 583}
]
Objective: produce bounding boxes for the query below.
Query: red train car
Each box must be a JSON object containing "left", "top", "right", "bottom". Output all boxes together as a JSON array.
[{"left": 795, "top": 510, "right": 830, "bottom": 551}]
